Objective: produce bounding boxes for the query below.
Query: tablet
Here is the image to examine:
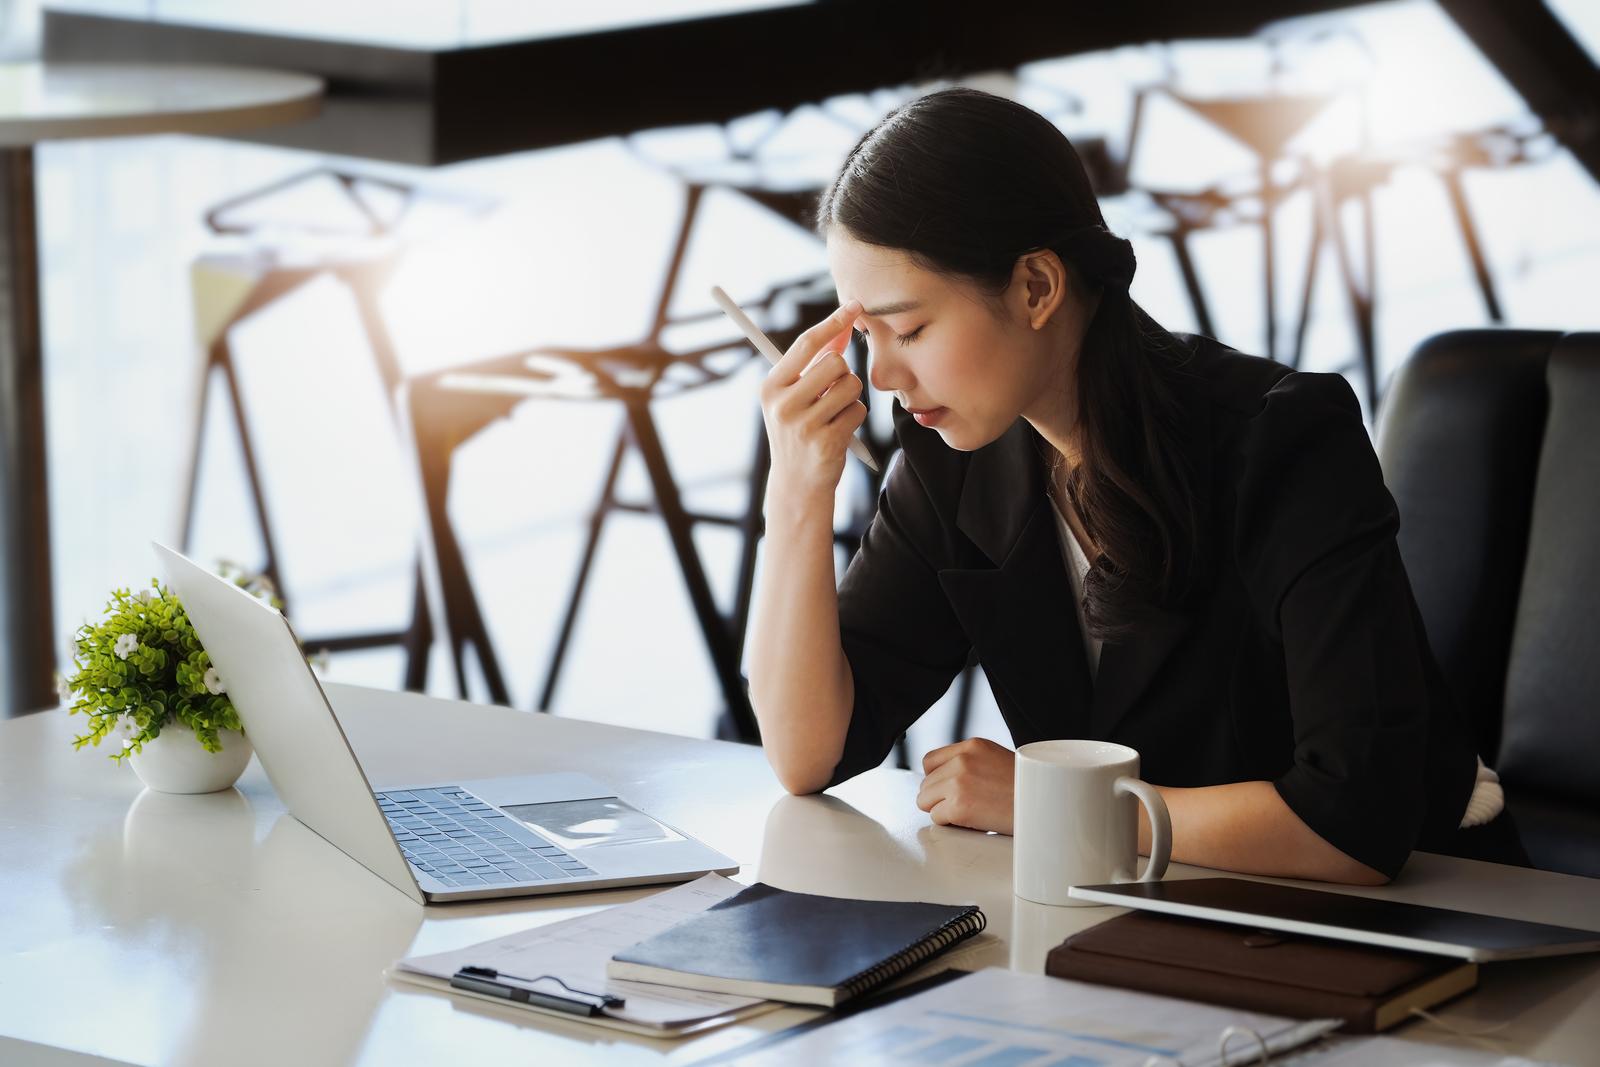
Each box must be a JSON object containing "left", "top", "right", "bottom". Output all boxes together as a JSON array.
[{"left": 1067, "top": 877, "right": 1600, "bottom": 962}]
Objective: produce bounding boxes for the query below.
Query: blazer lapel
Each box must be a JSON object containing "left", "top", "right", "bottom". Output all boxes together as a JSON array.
[
  {"left": 1087, "top": 357, "right": 1216, "bottom": 738},
  {"left": 936, "top": 421, "right": 1093, "bottom": 744},
  {"left": 928, "top": 351, "right": 1218, "bottom": 744}
]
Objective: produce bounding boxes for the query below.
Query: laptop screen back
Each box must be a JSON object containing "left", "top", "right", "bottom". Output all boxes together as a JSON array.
[{"left": 154, "top": 543, "right": 422, "bottom": 904}]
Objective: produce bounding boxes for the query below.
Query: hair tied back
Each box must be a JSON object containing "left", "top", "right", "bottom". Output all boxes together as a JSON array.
[{"left": 1049, "top": 225, "right": 1137, "bottom": 291}]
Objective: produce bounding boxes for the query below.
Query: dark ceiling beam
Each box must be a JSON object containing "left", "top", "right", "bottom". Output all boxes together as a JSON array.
[
  {"left": 1438, "top": 0, "right": 1600, "bottom": 184},
  {"left": 44, "top": 1, "right": 1370, "bottom": 166}
]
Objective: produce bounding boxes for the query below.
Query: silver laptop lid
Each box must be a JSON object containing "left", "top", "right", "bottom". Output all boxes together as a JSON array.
[{"left": 154, "top": 543, "right": 424, "bottom": 904}]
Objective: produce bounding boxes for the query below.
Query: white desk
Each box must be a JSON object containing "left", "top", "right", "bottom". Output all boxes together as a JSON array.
[{"left": 3, "top": 683, "right": 1597, "bottom": 1066}]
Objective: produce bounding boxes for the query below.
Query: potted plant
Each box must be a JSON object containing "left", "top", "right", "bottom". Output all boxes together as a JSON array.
[{"left": 63, "top": 567, "right": 278, "bottom": 794}]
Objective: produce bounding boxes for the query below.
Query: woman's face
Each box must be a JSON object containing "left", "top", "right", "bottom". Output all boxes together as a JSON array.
[{"left": 825, "top": 226, "right": 1082, "bottom": 453}]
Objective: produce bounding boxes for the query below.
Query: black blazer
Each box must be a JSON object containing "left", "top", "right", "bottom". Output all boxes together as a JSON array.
[{"left": 827, "top": 335, "right": 1479, "bottom": 878}]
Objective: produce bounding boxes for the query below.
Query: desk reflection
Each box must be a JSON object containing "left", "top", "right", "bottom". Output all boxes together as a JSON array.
[
  {"left": 63, "top": 791, "right": 422, "bottom": 1067},
  {"left": 759, "top": 792, "right": 941, "bottom": 898}
]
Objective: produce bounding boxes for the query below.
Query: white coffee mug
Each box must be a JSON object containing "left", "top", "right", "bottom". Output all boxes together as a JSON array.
[{"left": 1013, "top": 739, "right": 1171, "bottom": 906}]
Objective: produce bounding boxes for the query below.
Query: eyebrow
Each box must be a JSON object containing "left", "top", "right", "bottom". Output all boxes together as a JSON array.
[{"left": 859, "top": 299, "right": 923, "bottom": 317}]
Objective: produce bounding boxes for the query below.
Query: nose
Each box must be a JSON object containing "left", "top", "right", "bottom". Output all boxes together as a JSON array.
[{"left": 866, "top": 337, "right": 910, "bottom": 394}]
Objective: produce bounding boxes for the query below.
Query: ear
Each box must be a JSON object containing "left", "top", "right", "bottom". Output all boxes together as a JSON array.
[{"left": 1009, "top": 249, "right": 1069, "bottom": 331}]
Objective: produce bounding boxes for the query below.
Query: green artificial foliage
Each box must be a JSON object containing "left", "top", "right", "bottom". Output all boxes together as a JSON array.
[{"left": 64, "top": 565, "right": 282, "bottom": 762}]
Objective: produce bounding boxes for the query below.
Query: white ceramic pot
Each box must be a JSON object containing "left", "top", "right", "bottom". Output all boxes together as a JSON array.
[{"left": 127, "top": 720, "right": 253, "bottom": 794}]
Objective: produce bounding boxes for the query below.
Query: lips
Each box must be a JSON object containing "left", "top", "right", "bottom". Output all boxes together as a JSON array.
[{"left": 904, "top": 404, "right": 948, "bottom": 428}]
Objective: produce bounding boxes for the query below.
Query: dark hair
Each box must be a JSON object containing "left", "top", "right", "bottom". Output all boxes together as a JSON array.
[{"left": 817, "top": 87, "right": 1201, "bottom": 639}]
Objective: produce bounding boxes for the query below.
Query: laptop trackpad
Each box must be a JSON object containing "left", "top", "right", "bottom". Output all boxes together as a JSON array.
[{"left": 501, "top": 798, "right": 686, "bottom": 852}]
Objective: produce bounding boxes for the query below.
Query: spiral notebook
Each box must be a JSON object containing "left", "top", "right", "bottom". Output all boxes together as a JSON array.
[{"left": 606, "top": 882, "right": 986, "bottom": 1007}]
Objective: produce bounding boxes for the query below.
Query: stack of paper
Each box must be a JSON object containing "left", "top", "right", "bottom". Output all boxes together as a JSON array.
[{"left": 722, "top": 967, "right": 1339, "bottom": 1066}]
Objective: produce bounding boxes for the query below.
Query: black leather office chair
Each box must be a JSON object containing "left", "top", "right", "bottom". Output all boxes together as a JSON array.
[{"left": 1376, "top": 329, "right": 1600, "bottom": 878}]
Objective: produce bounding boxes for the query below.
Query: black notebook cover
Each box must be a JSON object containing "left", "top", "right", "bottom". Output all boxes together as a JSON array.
[{"left": 607, "top": 883, "right": 986, "bottom": 1007}]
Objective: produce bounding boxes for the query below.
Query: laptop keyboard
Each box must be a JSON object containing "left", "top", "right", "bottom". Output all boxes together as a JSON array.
[{"left": 376, "top": 787, "right": 595, "bottom": 888}]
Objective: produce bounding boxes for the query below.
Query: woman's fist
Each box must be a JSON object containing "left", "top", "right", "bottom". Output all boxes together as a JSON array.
[{"left": 916, "top": 738, "right": 1017, "bottom": 834}]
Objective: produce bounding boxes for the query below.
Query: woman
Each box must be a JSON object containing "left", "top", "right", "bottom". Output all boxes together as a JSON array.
[{"left": 746, "top": 87, "right": 1499, "bottom": 885}]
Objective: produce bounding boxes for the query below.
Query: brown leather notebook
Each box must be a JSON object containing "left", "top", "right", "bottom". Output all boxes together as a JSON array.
[{"left": 1045, "top": 911, "right": 1476, "bottom": 1033}]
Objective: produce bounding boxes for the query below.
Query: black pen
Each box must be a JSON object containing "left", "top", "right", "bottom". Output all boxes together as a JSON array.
[{"left": 449, "top": 966, "right": 624, "bottom": 1017}]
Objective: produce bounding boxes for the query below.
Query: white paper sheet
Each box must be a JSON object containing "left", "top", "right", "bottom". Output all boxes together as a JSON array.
[
  {"left": 1275, "top": 1034, "right": 1559, "bottom": 1066},
  {"left": 729, "top": 967, "right": 1339, "bottom": 1066},
  {"left": 394, "top": 873, "right": 769, "bottom": 1029}
]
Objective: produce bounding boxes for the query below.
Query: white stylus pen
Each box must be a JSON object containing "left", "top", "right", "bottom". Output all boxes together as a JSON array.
[{"left": 710, "top": 285, "right": 880, "bottom": 473}]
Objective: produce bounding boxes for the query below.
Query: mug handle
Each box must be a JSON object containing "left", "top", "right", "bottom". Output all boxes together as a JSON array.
[{"left": 1113, "top": 776, "right": 1171, "bottom": 882}]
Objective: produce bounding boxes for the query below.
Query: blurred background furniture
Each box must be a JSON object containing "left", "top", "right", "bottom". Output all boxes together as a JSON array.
[
  {"left": 1285, "top": 120, "right": 1562, "bottom": 411},
  {"left": 182, "top": 168, "right": 494, "bottom": 692},
  {"left": 1165, "top": 89, "right": 1339, "bottom": 364},
  {"left": 1377, "top": 328, "right": 1600, "bottom": 878},
  {"left": 401, "top": 137, "right": 888, "bottom": 745},
  {"left": 1423, "top": 124, "right": 1555, "bottom": 326},
  {"left": 23, "top": 4, "right": 1321, "bottom": 720},
  {"left": 400, "top": 271, "right": 830, "bottom": 742},
  {"left": 0, "top": 61, "right": 322, "bottom": 718}
]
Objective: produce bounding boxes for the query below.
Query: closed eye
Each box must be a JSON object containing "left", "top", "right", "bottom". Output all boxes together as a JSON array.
[{"left": 852, "top": 323, "right": 926, "bottom": 346}]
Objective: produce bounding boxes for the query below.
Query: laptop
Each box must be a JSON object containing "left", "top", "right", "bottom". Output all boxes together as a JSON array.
[
  {"left": 154, "top": 543, "right": 738, "bottom": 904},
  {"left": 1068, "top": 878, "right": 1600, "bottom": 962}
]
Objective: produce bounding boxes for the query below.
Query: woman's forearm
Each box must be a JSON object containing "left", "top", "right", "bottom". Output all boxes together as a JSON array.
[
  {"left": 1137, "top": 780, "right": 1389, "bottom": 885},
  {"left": 746, "top": 485, "right": 854, "bottom": 795}
]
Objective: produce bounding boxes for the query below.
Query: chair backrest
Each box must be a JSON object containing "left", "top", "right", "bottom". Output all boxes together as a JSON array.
[{"left": 1376, "top": 330, "right": 1600, "bottom": 807}]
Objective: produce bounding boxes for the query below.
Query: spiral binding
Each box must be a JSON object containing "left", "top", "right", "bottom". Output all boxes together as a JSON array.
[{"left": 838, "top": 906, "right": 988, "bottom": 1001}]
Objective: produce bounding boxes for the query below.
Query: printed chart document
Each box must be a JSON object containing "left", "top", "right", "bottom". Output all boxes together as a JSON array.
[
  {"left": 730, "top": 967, "right": 1338, "bottom": 1066},
  {"left": 391, "top": 874, "right": 777, "bottom": 1036}
]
